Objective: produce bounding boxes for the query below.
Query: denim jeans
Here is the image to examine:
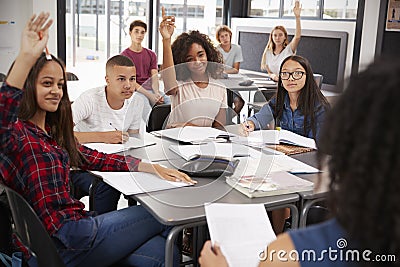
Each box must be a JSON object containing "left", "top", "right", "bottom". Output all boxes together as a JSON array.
[
  {"left": 70, "top": 170, "right": 121, "bottom": 214},
  {"left": 29, "top": 205, "right": 179, "bottom": 267}
]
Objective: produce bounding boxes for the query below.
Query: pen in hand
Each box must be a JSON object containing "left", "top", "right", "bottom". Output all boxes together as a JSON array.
[
  {"left": 110, "top": 122, "right": 118, "bottom": 131},
  {"left": 243, "top": 114, "right": 250, "bottom": 129}
]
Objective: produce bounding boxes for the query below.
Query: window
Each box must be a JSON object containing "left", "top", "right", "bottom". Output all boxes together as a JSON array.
[{"left": 249, "top": 0, "right": 358, "bottom": 20}]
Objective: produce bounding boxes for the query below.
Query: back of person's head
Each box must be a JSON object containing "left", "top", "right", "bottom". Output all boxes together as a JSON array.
[
  {"left": 17, "top": 53, "right": 84, "bottom": 166},
  {"left": 129, "top": 20, "right": 147, "bottom": 32},
  {"left": 171, "top": 30, "right": 223, "bottom": 81},
  {"left": 274, "top": 55, "right": 329, "bottom": 137},
  {"left": 267, "top": 26, "right": 289, "bottom": 51},
  {"left": 215, "top": 25, "right": 232, "bottom": 43},
  {"left": 319, "top": 57, "right": 400, "bottom": 266},
  {"left": 106, "top": 55, "right": 135, "bottom": 74}
]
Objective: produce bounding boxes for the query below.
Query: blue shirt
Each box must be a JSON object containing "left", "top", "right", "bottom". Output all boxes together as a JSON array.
[
  {"left": 249, "top": 94, "right": 326, "bottom": 140},
  {"left": 289, "top": 219, "right": 357, "bottom": 267}
]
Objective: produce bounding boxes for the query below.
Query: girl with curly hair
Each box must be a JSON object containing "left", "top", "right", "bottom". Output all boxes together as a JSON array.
[
  {"left": 199, "top": 57, "right": 400, "bottom": 267},
  {"left": 159, "top": 7, "right": 227, "bottom": 128}
]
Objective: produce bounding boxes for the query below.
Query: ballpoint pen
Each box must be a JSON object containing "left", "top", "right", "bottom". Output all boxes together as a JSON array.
[
  {"left": 109, "top": 122, "right": 118, "bottom": 131},
  {"left": 242, "top": 114, "right": 250, "bottom": 129},
  {"left": 38, "top": 31, "right": 52, "bottom": 60}
]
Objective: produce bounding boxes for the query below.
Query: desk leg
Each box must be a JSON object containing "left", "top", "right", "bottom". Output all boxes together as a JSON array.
[
  {"left": 299, "top": 197, "right": 326, "bottom": 228},
  {"left": 165, "top": 221, "right": 207, "bottom": 267}
]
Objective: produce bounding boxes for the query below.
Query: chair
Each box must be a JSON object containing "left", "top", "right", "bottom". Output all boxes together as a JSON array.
[
  {"left": 4, "top": 185, "right": 66, "bottom": 267},
  {"left": 247, "top": 89, "right": 276, "bottom": 116},
  {"left": 146, "top": 104, "right": 171, "bottom": 132},
  {"left": 313, "top": 73, "right": 323, "bottom": 89},
  {"left": 66, "top": 72, "right": 79, "bottom": 81},
  {"left": 0, "top": 73, "right": 6, "bottom": 82}
]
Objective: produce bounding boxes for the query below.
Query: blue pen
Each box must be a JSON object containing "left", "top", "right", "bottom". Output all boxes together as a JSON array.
[{"left": 242, "top": 114, "right": 250, "bottom": 129}]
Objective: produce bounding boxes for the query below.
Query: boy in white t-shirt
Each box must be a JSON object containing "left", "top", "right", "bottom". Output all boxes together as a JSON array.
[{"left": 72, "top": 55, "right": 144, "bottom": 144}]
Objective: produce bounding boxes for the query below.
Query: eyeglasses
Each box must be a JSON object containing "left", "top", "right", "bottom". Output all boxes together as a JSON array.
[{"left": 280, "top": 71, "right": 305, "bottom": 80}]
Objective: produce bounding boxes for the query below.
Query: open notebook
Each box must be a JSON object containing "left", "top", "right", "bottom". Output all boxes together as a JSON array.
[
  {"left": 231, "top": 129, "right": 317, "bottom": 149},
  {"left": 151, "top": 126, "right": 228, "bottom": 144},
  {"left": 169, "top": 142, "right": 262, "bottom": 160}
]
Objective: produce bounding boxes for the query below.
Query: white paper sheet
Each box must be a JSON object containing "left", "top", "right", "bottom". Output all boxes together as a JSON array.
[
  {"left": 91, "top": 171, "right": 190, "bottom": 195},
  {"left": 205, "top": 203, "right": 276, "bottom": 267},
  {"left": 152, "top": 126, "right": 227, "bottom": 143},
  {"left": 84, "top": 137, "right": 156, "bottom": 154}
]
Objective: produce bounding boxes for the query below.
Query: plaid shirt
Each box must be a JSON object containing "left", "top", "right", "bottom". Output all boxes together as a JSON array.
[{"left": 0, "top": 83, "right": 141, "bottom": 236}]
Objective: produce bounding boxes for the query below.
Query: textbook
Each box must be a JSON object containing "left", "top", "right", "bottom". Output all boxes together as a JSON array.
[
  {"left": 226, "top": 171, "right": 314, "bottom": 198},
  {"left": 169, "top": 142, "right": 261, "bottom": 161},
  {"left": 84, "top": 137, "right": 156, "bottom": 154},
  {"left": 231, "top": 129, "right": 317, "bottom": 149}
]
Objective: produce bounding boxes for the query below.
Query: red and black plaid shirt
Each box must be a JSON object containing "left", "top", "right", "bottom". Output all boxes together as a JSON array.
[{"left": 0, "top": 83, "right": 141, "bottom": 236}]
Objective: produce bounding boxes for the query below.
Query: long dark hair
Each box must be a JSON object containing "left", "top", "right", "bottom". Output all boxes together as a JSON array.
[
  {"left": 18, "top": 53, "right": 85, "bottom": 167},
  {"left": 273, "top": 55, "right": 329, "bottom": 138},
  {"left": 318, "top": 57, "right": 400, "bottom": 266},
  {"left": 171, "top": 30, "right": 223, "bottom": 81}
]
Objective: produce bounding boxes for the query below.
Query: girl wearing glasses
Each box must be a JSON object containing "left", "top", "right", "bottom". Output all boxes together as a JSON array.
[
  {"left": 261, "top": 1, "right": 301, "bottom": 82},
  {"left": 243, "top": 55, "right": 330, "bottom": 141}
]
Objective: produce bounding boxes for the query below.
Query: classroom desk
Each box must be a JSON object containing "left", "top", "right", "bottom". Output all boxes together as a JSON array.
[
  {"left": 131, "top": 158, "right": 300, "bottom": 267},
  {"left": 291, "top": 151, "right": 329, "bottom": 228},
  {"left": 122, "top": 133, "right": 183, "bottom": 162},
  {"left": 218, "top": 78, "right": 259, "bottom": 124}
]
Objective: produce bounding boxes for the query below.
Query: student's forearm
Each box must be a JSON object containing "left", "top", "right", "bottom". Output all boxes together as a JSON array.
[
  {"left": 162, "top": 38, "right": 178, "bottom": 95},
  {"left": 136, "top": 85, "right": 153, "bottom": 98},
  {"left": 74, "top": 132, "right": 106, "bottom": 143},
  {"left": 151, "top": 69, "right": 160, "bottom": 94}
]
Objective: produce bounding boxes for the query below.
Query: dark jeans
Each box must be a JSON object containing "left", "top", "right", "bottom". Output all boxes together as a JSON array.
[{"left": 70, "top": 170, "right": 121, "bottom": 214}]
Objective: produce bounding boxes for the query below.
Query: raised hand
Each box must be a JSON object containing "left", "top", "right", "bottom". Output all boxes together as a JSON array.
[
  {"left": 7, "top": 12, "right": 53, "bottom": 89},
  {"left": 21, "top": 12, "right": 53, "bottom": 61},
  {"left": 293, "top": 1, "right": 301, "bottom": 18},
  {"left": 159, "top": 6, "right": 175, "bottom": 40}
]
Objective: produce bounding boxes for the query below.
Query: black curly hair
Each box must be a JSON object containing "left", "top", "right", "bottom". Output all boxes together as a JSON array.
[
  {"left": 171, "top": 30, "right": 223, "bottom": 81},
  {"left": 318, "top": 57, "right": 400, "bottom": 266},
  {"left": 273, "top": 55, "right": 330, "bottom": 138}
]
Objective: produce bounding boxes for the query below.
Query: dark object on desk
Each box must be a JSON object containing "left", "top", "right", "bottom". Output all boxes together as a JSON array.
[
  {"left": 4, "top": 185, "right": 66, "bottom": 267},
  {"left": 238, "top": 79, "right": 254, "bottom": 86},
  {"left": 179, "top": 156, "right": 239, "bottom": 178},
  {"left": 0, "top": 73, "right": 6, "bottom": 82}
]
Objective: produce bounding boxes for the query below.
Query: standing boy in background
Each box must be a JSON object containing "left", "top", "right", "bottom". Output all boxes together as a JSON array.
[{"left": 121, "top": 20, "right": 166, "bottom": 121}]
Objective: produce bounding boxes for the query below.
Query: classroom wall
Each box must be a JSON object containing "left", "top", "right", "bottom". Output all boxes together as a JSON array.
[{"left": 0, "top": 0, "right": 57, "bottom": 75}]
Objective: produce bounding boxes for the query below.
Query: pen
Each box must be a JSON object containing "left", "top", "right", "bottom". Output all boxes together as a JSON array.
[
  {"left": 243, "top": 114, "right": 250, "bottom": 129},
  {"left": 38, "top": 31, "right": 52, "bottom": 60},
  {"left": 109, "top": 122, "right": 118, "bottom": 131}
]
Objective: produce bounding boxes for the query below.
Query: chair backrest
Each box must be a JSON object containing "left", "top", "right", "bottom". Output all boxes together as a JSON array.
[
  {"left": 4, "top": 186, "right": 66, "bottom": 267},
  {"left": 66, "top": 72, "right": 79, "bottom": 81},
  {"left": 0, "top": 73, "right": 6, "bottom": 82},
  {"left": 146, "top": 104, "right": 171, "bottom": 132},
  {"left": 313, "top": 74, "right": 323, "bottom": 89}
]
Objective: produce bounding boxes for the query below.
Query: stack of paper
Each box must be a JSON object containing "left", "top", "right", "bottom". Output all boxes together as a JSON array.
[
  {"left": 84, "top": 137, "right": 156, "bottom": 154},
  {"left": 205, "top": 203, "right": 276, "bottom": 267},
  {"left": 90, "top": 171, "right": 191, "bottom": 195}
]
